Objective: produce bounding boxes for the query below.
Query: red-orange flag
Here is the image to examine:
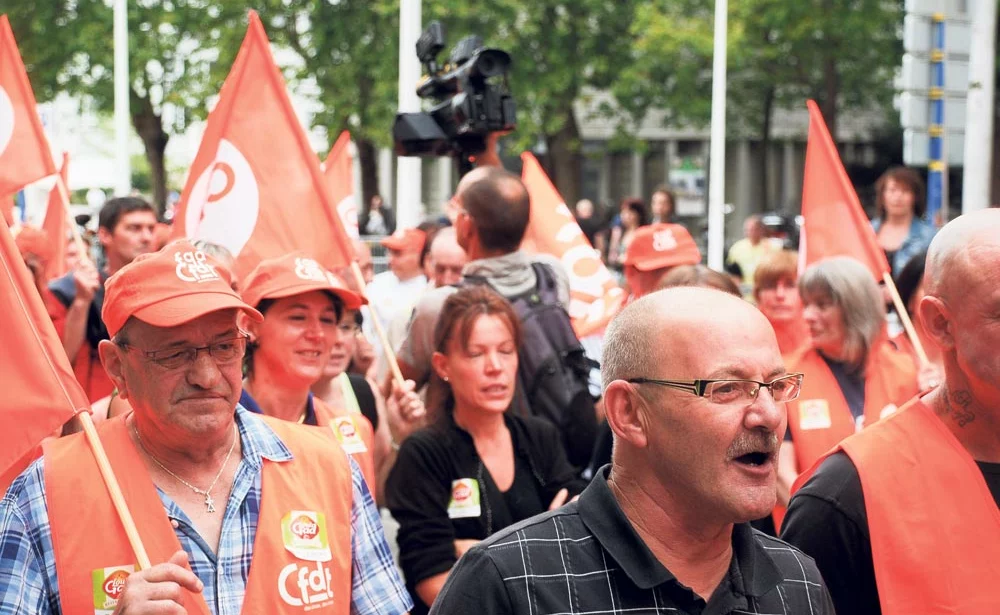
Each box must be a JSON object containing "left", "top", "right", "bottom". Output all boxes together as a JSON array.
[
  {"left": 323, "top": 131, "right": 360, "bottom": 240},
  {"left": 172, "top": 11, "right": 354, "bottom": 278},
  {"left": 0, "top": 15, "right": 57, "bottom": 197},
  {"left": 42, "top": 151, "right": 69, "bottom": 280},
  {"left": 0, "top": 213, "right": 89, "bottom": 484},
  {"left": 520, "top": 152, "right": 625, "bottom": 337},
  {"left": 800, "top": 100, "right": 890, "bottom": 278}
]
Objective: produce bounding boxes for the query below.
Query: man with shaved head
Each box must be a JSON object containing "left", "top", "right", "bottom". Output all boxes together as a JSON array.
[
  {"left": 782, "top": 209, "right": 1000, "bottom": 615},
  {"left": 430, "top": 287, "right": 833, "bottom": 614}
]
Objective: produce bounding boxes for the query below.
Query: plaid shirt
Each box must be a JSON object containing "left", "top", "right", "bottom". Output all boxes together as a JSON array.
[
  {"left": 0, "top": 405, "right": 412, "bottom": 615},
  {"left": 431, "top": 466, "right": 834, "bottom": 615}
]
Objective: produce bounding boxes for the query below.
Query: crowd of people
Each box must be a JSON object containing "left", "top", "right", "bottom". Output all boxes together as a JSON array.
[{"left": 1, "top": 152, "right": 997, "bottom": 615}]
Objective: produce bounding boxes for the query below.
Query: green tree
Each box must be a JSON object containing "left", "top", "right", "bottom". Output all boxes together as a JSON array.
[
  {"left": 4, "top": 1, "right": 250, "bottom": 213},
  {"left": 256, "top": 0, "right": 400, "bottom": 212}
]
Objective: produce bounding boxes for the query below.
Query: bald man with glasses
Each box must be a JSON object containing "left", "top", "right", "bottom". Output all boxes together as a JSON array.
[{"left": 430, "top": 287, "right": 832, "bottom": 615}]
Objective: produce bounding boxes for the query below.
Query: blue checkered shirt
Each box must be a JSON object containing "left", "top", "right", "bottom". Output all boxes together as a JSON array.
[{"left": 0, "top": 405, "right": 412, "bottom": 615}]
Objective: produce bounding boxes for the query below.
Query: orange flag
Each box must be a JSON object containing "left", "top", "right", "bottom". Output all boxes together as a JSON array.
[
  {"left": 520, "top": 152, "right": 625, "bottom": 337},
  {"left": 42, "top": 151, "right": 69, "bottom": 280},
  {"left": 323, "top": 131, "right": 360, "bottom": 240},
  {"left": 172, "top": 11, "right": 354, "bottom": 278},
  {"left": 800, "top": 100, "right": 890, "bottom": 278},
  {"left": 0, "top": 15, "right": 57, "bottom": 197},
  {"left": 0, "top": 213, "right": 89, "bottom": 484}
]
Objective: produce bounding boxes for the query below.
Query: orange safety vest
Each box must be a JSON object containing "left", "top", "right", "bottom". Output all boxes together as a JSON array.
[
  {"left": 43, "top": 414, "right": 353, "bottom": 614},
  {"left": 312, "top": 396, "right": 377, "bottom": 494},
  {"left": 786, "top": 340, "right": 918, "bottom": 474},
  {"left": 802, "top": 398, "right": 1000, "bottom": 614}
]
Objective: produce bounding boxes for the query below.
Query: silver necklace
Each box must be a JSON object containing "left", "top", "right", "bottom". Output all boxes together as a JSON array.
[{"left": 132, "top": 421, "right": 238, "bottom": 514}]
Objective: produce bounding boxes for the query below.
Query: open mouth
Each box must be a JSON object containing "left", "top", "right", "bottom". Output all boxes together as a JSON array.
[{"left": 734, "top": 452, "right": 772, "bottom": 467}]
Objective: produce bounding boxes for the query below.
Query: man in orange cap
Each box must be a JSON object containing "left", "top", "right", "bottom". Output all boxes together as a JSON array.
[
  {"left": 0, "top": 240, "right": 412, "bottom": 614},
  {"left": 622, "top": 222, "right": 702, "bottom": 299}
]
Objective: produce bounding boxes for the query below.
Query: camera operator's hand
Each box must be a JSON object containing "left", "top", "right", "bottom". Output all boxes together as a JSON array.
[{"left": 469, "top": 132, "right": 507, "bottom": 168}]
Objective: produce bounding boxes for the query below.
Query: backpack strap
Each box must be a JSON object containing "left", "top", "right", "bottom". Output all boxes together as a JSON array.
[{"left": 528, "top": 262, "right": 561, "bottom": 305}]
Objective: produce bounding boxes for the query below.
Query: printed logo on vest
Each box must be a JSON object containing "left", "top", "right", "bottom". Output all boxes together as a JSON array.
[
  {"left": 798, "top": 399, "right": 832, "bottom": 430},
  {"left": 447, "top": 478, "right": 481, "bottom": 519},
  {"left": 174, "top": 250, "right": 220, "bottom": 283},
  {"left": 278, "top": 561, "right": 335, "bottom": 609},
  {"left": 331, "top": 416, "right": 368, "bottom": 454},
  {"left": 281, "top": 510, "right": 332, "bottom": 562},
  {"left": 92, "top": 564, "right": 135, "bottom": 614}
]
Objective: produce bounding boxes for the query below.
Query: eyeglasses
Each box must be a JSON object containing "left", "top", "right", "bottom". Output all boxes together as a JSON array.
[
  {"left": 626, "top": 373, "right": 804, "bottom": 406},
  {"left": 118, "top": 334, "right": 249, "bottom": 370}
]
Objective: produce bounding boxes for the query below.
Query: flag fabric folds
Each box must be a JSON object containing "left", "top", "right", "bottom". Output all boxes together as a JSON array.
[
  {"left": 171, "top": 11, "right": 354, "bottom": 278},
  {"left": 800, "top": 99, "right": 890, "bottom": 278},
  {"left": 0, "top": 213, "right": 88, "bottom": 484},
  {"left": 0, "top": 15, "right": 57, "bottom": 198},
  {"left": 520, "top": 152, "right": 625, "bottom": 337},
  {"left": 323, "top": 131, "right": 360, "bottom": 240},
  {"left": 42, "top": 151, "right": 69, "bottom": 280}
]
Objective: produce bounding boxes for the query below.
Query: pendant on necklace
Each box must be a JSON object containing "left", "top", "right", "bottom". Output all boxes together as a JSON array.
[{"left": 205, "top": 493, "right": 216, "bottom": 513}]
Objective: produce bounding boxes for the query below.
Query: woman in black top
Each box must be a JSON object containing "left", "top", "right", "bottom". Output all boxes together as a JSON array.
[{"left": 386, "top": 286, "right": 586, "bottom": 615}]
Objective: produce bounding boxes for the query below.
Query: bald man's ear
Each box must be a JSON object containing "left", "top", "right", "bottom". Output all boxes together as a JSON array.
[
  {"left": 98, "top": 340, "right": 130, "bottom": 401},
  {"left": 603, "top": 381, "right": 649, "bottom": 449},
  {"left": 917, "top": 295, "right": 954, "bottom": 351}
]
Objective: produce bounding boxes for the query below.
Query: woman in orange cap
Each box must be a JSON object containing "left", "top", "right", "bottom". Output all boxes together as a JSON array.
[{"left": 238, "top": 253, "right": 381, "bottom": 492}]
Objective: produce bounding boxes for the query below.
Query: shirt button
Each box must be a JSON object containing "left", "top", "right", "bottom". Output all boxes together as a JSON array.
[{"left": 170, "top": 519, "right": 180, "bottom": 529}]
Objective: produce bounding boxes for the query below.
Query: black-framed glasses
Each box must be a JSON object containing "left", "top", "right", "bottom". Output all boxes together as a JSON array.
[
  {"left": 118, "top": 334, "right": 249, "bottom": 370},
  {"left": 626, "top": 373, "right": 804, "bottom": 406}
]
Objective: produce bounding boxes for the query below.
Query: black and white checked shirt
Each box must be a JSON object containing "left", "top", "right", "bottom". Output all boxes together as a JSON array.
[{"left": 430, "top": 466, "right": 835, "bottom": 615}]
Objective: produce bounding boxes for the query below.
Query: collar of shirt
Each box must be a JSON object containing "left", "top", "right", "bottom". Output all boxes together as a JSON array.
[
  {"left": 579, "top": 465, "right": 783, "bottom": 597},
  {"left": 239, "top": 389, "right": 317, "bottom": 427}
]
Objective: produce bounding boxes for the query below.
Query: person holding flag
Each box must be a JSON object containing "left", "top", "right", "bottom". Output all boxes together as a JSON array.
[
  {"left": 775, "top": 257, "right": 920, "bottom": 512},
  {"left": 0, "top": 240, "right": 411, "bottom": 614},
  {"left": 782, "top": 209, "right": 1000, "bottom": 615},
  {"left": 238, "top": 252, "right": 423, "bottom": 500}
]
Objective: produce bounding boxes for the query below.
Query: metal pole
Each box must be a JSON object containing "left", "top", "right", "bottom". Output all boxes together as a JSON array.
[
  {"left": 113, "top": 0, "right": 131, "bottom": 197},
  {"left": 395, "top": 0, "right": 423, "bottom": 230},
  {"left": 926, "top": 14, "right": 944, "bottom": 223},
  {"left": 962, "top": 0, "right": 997, "bottom": 212},
  {"left": 707, "top": 0, "right": 728, "bottom": 270}
]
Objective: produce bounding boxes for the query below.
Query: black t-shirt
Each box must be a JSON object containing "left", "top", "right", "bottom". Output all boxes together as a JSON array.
[
  {"left": 386, "top": 413, "right": 587, "bottom": 615},
  {"left": 781, "top": 451, "right": 1000, "bottom": 615}
]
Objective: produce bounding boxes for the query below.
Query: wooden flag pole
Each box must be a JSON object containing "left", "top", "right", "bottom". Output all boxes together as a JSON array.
[
  {"left": 350, "top": 260, "right": 406, "bottom": 387},
  {"left": 883, "top": 271, "right": 930, "bottom": 366},
  {"left": 52, "top": 170, "right": 149, "bottom": 568},
  {"left": 78, "top": 411, "right": 152, "bottom": 569}
]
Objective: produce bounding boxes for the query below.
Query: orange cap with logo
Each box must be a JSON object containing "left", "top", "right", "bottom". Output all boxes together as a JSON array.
[
  {"left": 623, "top": 223, "right": 702, "bottom": 272},
  {"left": 240, "top": 253, "right": 367, "bottom": 311},
  {"left": 102, "top": 239, "right": 263, "bottom": 338},
  {"left": 380, "top": 227, "right": 426, "bottom": 253}
]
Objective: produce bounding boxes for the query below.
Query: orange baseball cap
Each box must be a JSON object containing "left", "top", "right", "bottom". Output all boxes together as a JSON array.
[
  {"left": 623, "top": 223, "right": 702, "bottom": 272},
  {"left": 102, "top": 239, "right": 262, "bottom": 338},
  {"left": 240, "top": 253, "right": 366, "bottom": 311},
  {"left": 380, "top": 228, "right": 426, "bottom": 253}
]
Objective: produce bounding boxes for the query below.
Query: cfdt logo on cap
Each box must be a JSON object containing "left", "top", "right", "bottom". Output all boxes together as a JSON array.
[
  {"left": 294, "top": 257, "right": 330, "bottom": 282},
  {"left": 652, "top": 229, "right": 678, "bottom": 252},
  {"left": 175, "top": 250, "right": 220, "bottom": 283}
]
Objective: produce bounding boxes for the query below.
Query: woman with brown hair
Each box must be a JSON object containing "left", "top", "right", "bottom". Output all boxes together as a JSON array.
[
  {"left": 752, "top": 250, "right": 811, "bottom": 357},
  {"left": 386, "top": 286, "right": 585, "bottom": 615},
  {"left": 872, "top": 166, "right": 937, "bottom": 277}
]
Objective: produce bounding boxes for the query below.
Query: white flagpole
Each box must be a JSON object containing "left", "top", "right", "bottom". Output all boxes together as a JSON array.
[
  {"left": 113, "top": 0, "right": 131, "bottom": 197},
  {"left": 395, "top": 0, "right": 423, "bottom": 229},
  {"left": 707, "top": 0, "right": 728, "bottom": 270}
]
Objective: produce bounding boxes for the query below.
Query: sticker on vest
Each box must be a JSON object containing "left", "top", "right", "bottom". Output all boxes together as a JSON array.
[
  {"left": 92, "top": 564, "right": 135, "bottom": 615},
  {"left": 331, "top": 416, "right": 368, "bottom": 454},
  {"left": 281, "top": 510, "right": 332, "bottom": 562},
  {"left": 798, "top": 399, "right": 832, "bottom": 430},
  {"left": 880, "top": 404, "right": 898, "bottom": 419},
  {"left": 279, "top": 560, "right": 335, "bottom": 609},
  {"left": 448, "top": 478, "right": 481, "bottom": 519}
]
